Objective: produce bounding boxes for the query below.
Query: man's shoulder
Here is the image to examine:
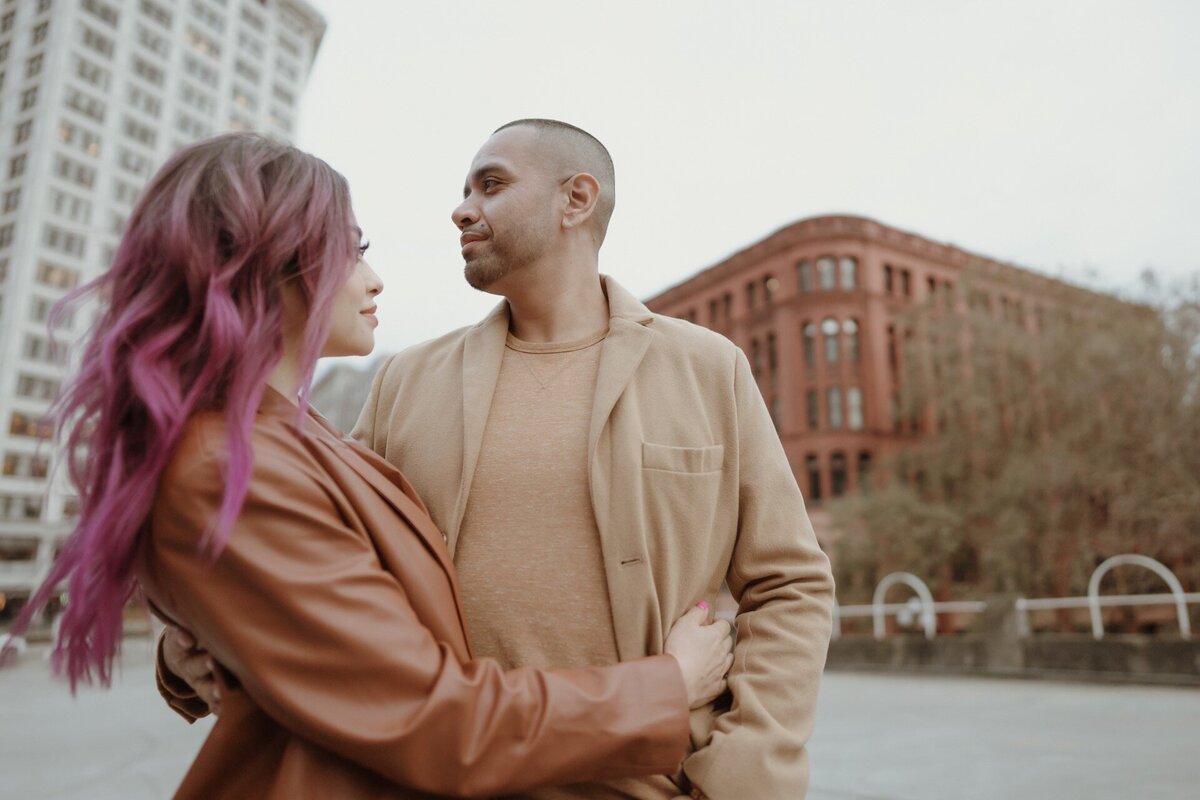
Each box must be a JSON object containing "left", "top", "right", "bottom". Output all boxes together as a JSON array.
[
  {"left": 377, "top": 323, "right": 476, "bottom": 378},
  {"left": 647, "top": 313, "right": 740, "bottom": 362}
]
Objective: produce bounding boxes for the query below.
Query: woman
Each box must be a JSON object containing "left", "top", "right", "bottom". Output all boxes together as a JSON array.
[{"left": 9, "top": 134, "right": 732, "bottom": 798}]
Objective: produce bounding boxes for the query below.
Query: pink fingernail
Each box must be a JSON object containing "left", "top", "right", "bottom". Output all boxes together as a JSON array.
[{"left": 697, "top": 601, "right": 709, "bottom": 610}]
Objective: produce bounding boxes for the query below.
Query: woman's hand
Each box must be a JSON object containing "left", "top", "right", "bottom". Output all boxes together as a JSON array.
[
  {"left": 664, "top": 603, "right": 734, "bottom": 709},
  {"left": 162, "top": 625, "right": 220, "bottom": 714}
]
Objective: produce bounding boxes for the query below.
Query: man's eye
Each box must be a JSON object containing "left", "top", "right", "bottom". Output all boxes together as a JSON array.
[{"left": 482, "top": 179, "right": 499, "bottom": 191}]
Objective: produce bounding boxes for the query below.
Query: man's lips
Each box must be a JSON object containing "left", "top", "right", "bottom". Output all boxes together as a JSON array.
[{"left": 460, "top": 232, "right": 488, "bottom": 248}]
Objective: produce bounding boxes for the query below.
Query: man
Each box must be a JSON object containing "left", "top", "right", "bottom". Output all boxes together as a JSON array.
[{"left": 163, "top": 119, "right": 834, "bottom": 798}]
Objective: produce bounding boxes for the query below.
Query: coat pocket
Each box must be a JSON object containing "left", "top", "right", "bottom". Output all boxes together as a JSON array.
[{"left": 641, "top": 442, "right": 724, "bottom": 473}]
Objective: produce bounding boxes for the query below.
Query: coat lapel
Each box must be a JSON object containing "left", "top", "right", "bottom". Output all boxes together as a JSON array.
[
  {"left": 308, "top": 411, "right": 456, "bottom": 578},
  {"left": 588, "top": 277, "right": 656, "bottom": 459},
  {"left": 449, "top": 300, "right": 510, "bottom": 555}
]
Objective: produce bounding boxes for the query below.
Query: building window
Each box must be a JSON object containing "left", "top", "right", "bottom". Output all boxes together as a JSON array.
[
  {"left": 32, "top": 22, "right": 50, "bottom": 46},
  {"left": 0, "top": 12, "right": 13, "bottom": 34},
  {"left": 139, "top": 24, "right": 172, "bottom": 57},
  {"left": 10, "top": 412, "right": 54, "bottom": 439},
  {"left": 822, "top": 317, "right": 840, "bottom": 364},
  {"left": 73, "top": 54, "right": 112, "bottom": 90},
  {"left": 840, "top": 256, "right": 858, "bottom": 290},
  {"left": 746, "top": 280, "right": 757, "bottom": 310},
  {"left": 0, "top": 494, "right": 44, "bottom": 521},
  {"left": 20, "top": 86, "right": 37, "bottom": 111},
  {"left": 827, "top": 387, "right": 843, "bottom": 429},
  {"left": 81, "top": 0, "right": 120, "bottom": 28},
  {"left": 831, "top": 452, "right": 848, "bottom": 497},
  {"left": 6, "top": 154, "right": 23, "bottom": 179},
  {"left": 750, "top": 338, "right": 761, "bottom": 377},
  {"left": 797, "top": 260, "right": 813, "bottom": 293},
  {"left": 766, "top": 332, "right": 778, "bottom": 389},
  {"left": 53, "top": 154, "right": 97, "bottom": 187},
  {"left": 36, "top": 260, "right": 80, "bottom": 289},
  {"left": 2, "top": 188, "right": 19, "bottom": 213},
  {"left": 803, "top": 322, "right": 817, "bottom": 370},
  {"left": 0, "top": 222, "right": 14, "bottom": 248},
  {"left": 723, "top": 292, "right": 732, "bottom": 321},
  {"left": 844, "top": 318, "right": 860, "bottom": 363},
  {"left": 25, "top": 52, "right": 44, "bottom": 78},
  {"left": 122, "top": 115, "right": 157, "bottom": 147},
  {"left": 43, "top": 224, "right": 86, "bottom": 257},
  {"left": 14, "top": 119, "right": 33, "bottom": 144},
  {"left": 887, "top": 324, "right": 898, "bottom": 373},
  {"left": 848, "top": 387, "right": 864, "bottom": 430},
  {"left": 806, "top": 390, "right": 819, "bottom": 431},
  {"left": 901, "top": 269, "right": 912, "bottom": 297},
  {"left": 763, "top": 274, "right": 777, "bottom": 303},
  {"left": 128, "top": 84, "right": 163, "bottom": 118},
  {"left": 81, "top": 25, "right": 115, "bottom": 59},
  {"left": 817, "top": 256, "right": 837, "bottom": 290},
  {"left": 132, "top": 54, "right": 164, "bottom": 86},
  {"left": 2, "top": 452, "right": 51, "bottom": 479},
  {"left": 857, "top": 451, "right": 873, "bottom": 490},
  {"left": 884, "top": 264, "right": 894, "bottom": 293},
  {"left": 65, "top": 87, "right": 107, "bottom": 122},
  {"left": 186, "top": 26, "right": 219, "bottom": 59},
  {"left": 140, "top": 0, "right": 173, "bottom": 28},
  {"left": 806, "top": 454, "right": 822, "bottom": 502}
]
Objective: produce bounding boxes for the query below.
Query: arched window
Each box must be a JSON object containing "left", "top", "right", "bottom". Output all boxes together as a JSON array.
[
  {"left": 817, "top": 256, "right": 837, "bottom": 290},
  {"left": 806, "top": 390, "right": 819, "bottom": 430},
  {"left": 827, "top": 387, "right": 843, "bottom": 429},
  {"left": 831, "top": 452, "right": 848, "bottom": 497},
  {"left": 766, "top": 332, "right": 778, "bottom": 389},
  {"left": 763, "top": 275, "right": 777, "bottom": 303},
  {"left": 802, "top": 322, "right": 817, "bottom": 369},
  {"left": 839, "top": 256, "right": 858, "bottom": 290},
  {"left": 797, "top": 261, "right": 813, "bottom": 293},
  {"left": 806, "top": 454, "right": 822, "bottom": 501},
  {"left": 843, "top": 318, "right": 860, "bottom": 363},
  {"left": 822, "top": 317, "right": 840, "bottom": 363},
  {"left": 847, "top": 387, "right": 864, "bottom": 430}
]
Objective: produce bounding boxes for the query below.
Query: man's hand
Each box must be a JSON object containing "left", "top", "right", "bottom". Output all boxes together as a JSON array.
[{"left": 162, "top": 625, "right": 220, "bottom": 715}]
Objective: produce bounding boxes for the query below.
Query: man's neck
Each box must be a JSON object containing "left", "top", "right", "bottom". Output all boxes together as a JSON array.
[{"left": 504, "top": 269, "right": 609, "bottom": 344}]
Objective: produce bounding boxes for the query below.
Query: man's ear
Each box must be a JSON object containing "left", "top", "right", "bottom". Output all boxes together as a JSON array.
[{"left": 561, "top": 172, "right": 601, "bottom": 231}]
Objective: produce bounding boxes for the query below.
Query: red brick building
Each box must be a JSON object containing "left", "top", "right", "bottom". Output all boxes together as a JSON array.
[{"left": 644, "top": 214, "right": 1078, "bottom": 545}]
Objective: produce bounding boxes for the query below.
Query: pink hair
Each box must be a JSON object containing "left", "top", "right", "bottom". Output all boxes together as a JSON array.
[{"left": 6, "top": 134, "right": 357, "bottom": 689}]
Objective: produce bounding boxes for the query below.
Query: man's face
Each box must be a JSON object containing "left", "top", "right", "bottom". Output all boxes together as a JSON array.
[{"left": 452, "top": 126, "right": 562, "bottom": 292}]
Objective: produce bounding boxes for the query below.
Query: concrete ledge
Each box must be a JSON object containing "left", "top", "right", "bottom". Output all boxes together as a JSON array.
[{"left": 827, "top": 633, "right": 1200, "bottom": 686}]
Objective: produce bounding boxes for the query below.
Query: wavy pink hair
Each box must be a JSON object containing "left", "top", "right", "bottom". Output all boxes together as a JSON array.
[{"left": 6, "top": 134, "right": 358, "bottom": 689}]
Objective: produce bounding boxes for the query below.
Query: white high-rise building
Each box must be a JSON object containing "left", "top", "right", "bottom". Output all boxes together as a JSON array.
[{"left": 0, "top": 0, "right": 326, "bottom": 619}]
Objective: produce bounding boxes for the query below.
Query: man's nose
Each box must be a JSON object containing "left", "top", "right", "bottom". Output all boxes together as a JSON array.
[{"left": 452, "top": 198, "right": 477, "bottom": 230}]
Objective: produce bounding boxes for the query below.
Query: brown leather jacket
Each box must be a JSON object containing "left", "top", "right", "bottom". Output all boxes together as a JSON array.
[{"left": 138, "top": 390, "right": 689, "bottom": 798}]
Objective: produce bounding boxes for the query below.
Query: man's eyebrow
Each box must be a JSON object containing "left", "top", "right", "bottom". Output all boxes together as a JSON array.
[{"left": 463, "top": 162, "right": 510, "bottom": 197}]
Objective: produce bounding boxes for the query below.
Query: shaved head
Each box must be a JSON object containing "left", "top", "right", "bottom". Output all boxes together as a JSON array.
[{"left": 494, "top": 119, "right": 616, "bottom": 245}]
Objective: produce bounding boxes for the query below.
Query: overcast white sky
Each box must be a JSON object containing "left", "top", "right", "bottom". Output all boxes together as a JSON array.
[{"left": 295, "top": 0, "right": 1200, "bottom": 362}]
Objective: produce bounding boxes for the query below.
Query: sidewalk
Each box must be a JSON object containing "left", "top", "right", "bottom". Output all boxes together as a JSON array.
[{"left": 3, "top": 641, "right": 1198, "bottom": 799}]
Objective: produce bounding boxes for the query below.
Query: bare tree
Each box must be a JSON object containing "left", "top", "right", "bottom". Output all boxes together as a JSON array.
[{"left": 831, "top": 268, "right": 1200, "bottom": 617}]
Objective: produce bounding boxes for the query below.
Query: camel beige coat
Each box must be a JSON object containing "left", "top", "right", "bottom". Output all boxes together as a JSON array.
[{"left": 353, "top": 277, "right": 835, "bottom": 799}]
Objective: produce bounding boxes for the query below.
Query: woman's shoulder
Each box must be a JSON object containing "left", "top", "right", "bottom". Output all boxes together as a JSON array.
[{"left": 162, "top": 409, "right": 312, "bottom": 492}]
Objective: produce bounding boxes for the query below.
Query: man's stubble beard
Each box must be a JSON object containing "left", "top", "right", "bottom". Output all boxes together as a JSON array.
[{"left": 462, "top": 226, "right": 547, "bottom": 292}]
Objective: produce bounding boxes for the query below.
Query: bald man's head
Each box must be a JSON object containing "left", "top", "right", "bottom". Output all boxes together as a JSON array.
[{"left": 494, "top": 119, "right": 616, "bottom": 246}]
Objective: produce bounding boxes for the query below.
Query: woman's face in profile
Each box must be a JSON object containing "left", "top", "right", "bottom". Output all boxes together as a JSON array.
[{"left": 321, "top": 233, "right": 383, "bottom": 358}]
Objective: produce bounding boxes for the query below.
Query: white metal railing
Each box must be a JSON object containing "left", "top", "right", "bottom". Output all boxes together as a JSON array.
[{"left": 836, "top": 554, "right": 1197, "bottom": 641}]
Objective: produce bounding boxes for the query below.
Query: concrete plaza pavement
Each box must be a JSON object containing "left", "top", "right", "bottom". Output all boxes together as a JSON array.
[{"left": 2, "top": 642, "right": 1197, "bottom": 799}]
